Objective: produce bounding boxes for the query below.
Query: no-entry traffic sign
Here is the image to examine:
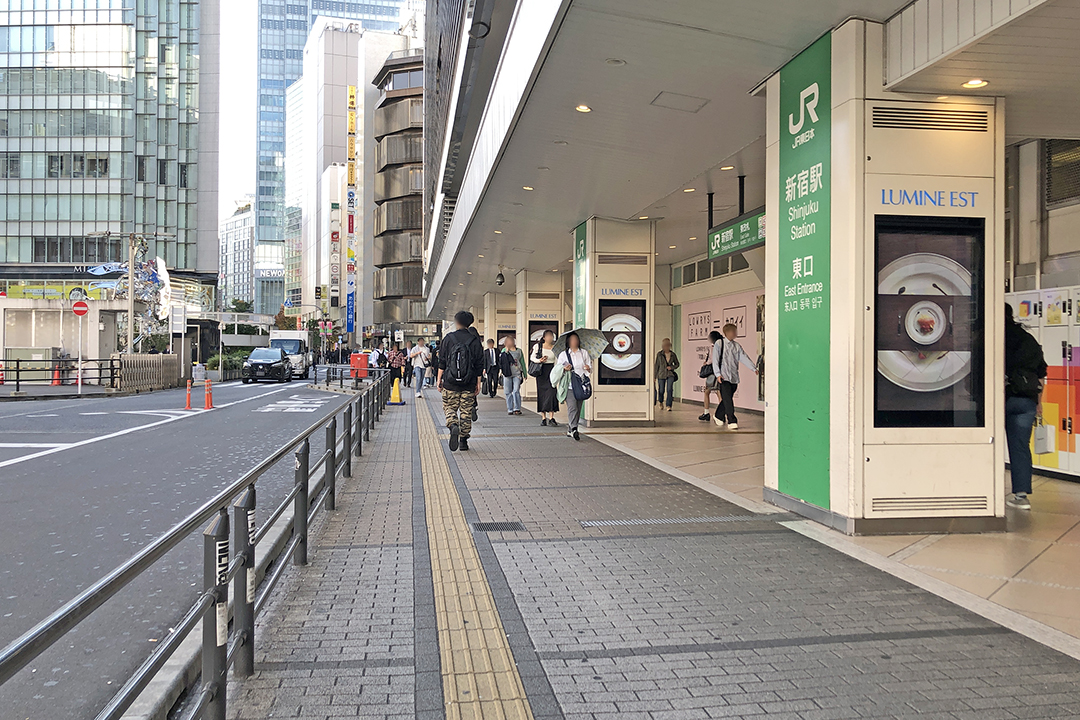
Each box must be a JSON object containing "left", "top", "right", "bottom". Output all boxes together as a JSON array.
[{"left": 72, "top": 300, "right": 89, "bottom": 316}]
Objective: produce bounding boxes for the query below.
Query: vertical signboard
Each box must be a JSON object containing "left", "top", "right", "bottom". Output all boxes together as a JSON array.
[
  {"left": 345, "top": 85, "right": 357, "bottom": 333},
  {"left": 573, "top": 223, "right": 587, "bottom": 328},
  {"left": 777, "top": 34, "right": 831, "bottom": 509}
]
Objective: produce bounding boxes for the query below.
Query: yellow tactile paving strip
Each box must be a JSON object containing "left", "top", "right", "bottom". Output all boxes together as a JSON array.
[{"left": 416, "top": 398, "right": 536, "bottom": 720}]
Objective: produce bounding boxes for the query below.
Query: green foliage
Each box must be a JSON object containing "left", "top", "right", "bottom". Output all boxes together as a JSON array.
[{"left": 206, "top": 349, "right": 248, "bottom": 371}]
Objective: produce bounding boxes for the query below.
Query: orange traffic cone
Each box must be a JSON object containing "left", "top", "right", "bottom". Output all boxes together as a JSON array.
[
  {"left": 204, "top": 378, "right": 214, "bottom": 409},
  {"left": 184, "top": 379, "right": 192, "bottom": 410},
  {"left": 51, "top": 364, "right": 62, "bottom": 386}
]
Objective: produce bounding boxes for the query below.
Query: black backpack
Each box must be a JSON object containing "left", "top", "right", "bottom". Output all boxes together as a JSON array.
[{"left": 446, "top": 341, "right": 472, "bottom": 385}]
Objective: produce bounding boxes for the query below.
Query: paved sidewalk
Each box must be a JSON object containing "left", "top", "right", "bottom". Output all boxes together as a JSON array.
[{"left": 226, "top": 395, "right": 1080, "bottom": 719}]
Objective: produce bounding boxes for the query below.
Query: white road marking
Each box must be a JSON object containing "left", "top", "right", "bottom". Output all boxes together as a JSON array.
[
  {"left": 0, "top": 443, "right": 72, "bottom": 448},
  {"left": 0, "top": 385, "right": 303, "bottom": 470},
  {"left": 79, "top": 412, "right": 108, "bottom": 416},
  {"left": 25, "top": 414, "right": 59, "bottom": 418},
  {"left": 252, "top": 394, "right": 335, "bottom": 413}
]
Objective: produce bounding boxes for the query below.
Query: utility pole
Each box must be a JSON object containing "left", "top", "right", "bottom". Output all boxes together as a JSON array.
[{"left": 127, "top": 232, "right": 136, "bottom": 354}]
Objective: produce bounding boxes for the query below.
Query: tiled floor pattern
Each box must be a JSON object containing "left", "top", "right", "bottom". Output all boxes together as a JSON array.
[
  {"left": 415, "top": 396, "right": 536, "bottom": 720},
  {"left": 595, "top": 400, "right": 1080, "bottom": 643}
]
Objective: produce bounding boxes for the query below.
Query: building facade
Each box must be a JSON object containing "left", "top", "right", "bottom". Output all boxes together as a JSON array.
[
  {"left": 254, "top": 0, "right": 406, "bottom": 315},
  {"left": 218, "top": 203, "right": 255, "bottom": 307},
  {"left": 0, "top": 0, "right": 219, "bottom": 314},
  {"left": 371, "top": 49, "right": 424, "bottom": 334}
]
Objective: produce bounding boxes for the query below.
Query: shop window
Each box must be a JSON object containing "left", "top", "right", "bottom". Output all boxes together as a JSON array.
[{"left": 1046, "top": 139, "right": 1080, "bottom": 207}]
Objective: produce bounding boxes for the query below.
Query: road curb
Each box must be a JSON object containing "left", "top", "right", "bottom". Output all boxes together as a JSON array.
[{"left": 0, "top": 389, "right": 139, "bottom": 402}]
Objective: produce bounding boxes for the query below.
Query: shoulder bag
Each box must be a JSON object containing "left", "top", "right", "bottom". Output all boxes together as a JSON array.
[
  {"left": 571, "top": 371, "right": 593, "bottom": 401},
  {"left": 528, "top": 344, "right": 546, "bottom": 378},
  {"left": 699, "top": 339, "right": 723, "bottom": 378}
]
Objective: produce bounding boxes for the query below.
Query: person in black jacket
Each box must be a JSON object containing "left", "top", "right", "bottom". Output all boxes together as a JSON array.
[
  {"left": 483, "top": 339, "right": 500, "bottom": 398},
  {"left": 436, "top": 311, "right": 485, "bottom": 452},
  {"left": 1004, "top": 303, "right": 1048, "bottom": 510}
]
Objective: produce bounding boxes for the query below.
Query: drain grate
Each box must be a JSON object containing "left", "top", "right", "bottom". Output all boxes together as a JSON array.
[
  {"left": 471, "top": 521, "right": 526, "bottom": 533},
  {"left": 580, "top": 516, "right": 756, "bottom": 528}
]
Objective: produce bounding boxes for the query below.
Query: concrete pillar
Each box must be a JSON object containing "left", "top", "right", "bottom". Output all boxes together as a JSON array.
[
  {"left": 484, "top": 292, "right": 517, "bottom": 345},
  {"left": 516, "top": 270, "right": 564, "bottom": 401},
  {"left": 573, "top": 217, "right": 656, "bottom": 427},
  {"left": 763, "top": 19, "right": 1005, "bottom": 534}
]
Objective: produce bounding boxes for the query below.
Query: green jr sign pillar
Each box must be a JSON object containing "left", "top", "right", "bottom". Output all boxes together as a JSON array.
[
  {"left": 573, "top": 222, "right": 587, "bottom": 328},
  {"left": 776, "top": 34, "right": 831, "bottom": 509}
]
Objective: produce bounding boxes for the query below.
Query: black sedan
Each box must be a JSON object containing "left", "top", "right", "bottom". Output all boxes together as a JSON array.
[{"left": 242, "top": 347, "right": 293, "bottom": 383}]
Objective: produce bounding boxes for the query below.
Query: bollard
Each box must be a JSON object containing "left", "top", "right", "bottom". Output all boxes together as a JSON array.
[
  {"left": 202, "top": 510, "right": 229, "bottom": 720},
  {"left": 325, "top": 416, "right": 337, "bottom": 511},
  {"left": 232, "top": 487, "right": 256, "bottom": 678},
  {"left": 343, "top": 405, "right": 352, "bottom": 478},
  {"left": 293, "top": 440, "right": 309, "bottom": 566},
  {"left": 204, "top": 378, "right": 214, "bottom": 409},
  {"left": 184, "top": 380, "right": 192, "bottom": 410}
]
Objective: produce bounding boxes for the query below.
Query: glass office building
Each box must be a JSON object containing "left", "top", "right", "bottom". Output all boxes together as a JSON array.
[
  {"left": 254, "top": 0, "right": 404, "bottom": 314},
  {"left": 0, "top": 0, "right": 218, "bottom": 305}
]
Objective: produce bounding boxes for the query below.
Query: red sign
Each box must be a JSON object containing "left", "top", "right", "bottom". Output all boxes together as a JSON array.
[
  {"left": 72, "top": 300, "right": 89, "bottom": 316},
  {"left": 347, "top": 215, "right": 354, "bottom": 233}
]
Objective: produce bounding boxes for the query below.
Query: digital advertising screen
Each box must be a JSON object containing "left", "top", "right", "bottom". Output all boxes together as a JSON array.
[
  {"left": 527, "top": 320, "right": 558, "bottom": 351},
  {"left": 598, "top": 299, "right": 646, "bottom": 386},
  {"left": 874, "top": 215, "right": 985, "bottom": 428}
]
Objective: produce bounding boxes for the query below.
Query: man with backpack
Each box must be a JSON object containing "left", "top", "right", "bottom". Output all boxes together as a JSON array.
[
  {"left": 437, "top": 311, "right": 485, "bottom": 451},
  {"left": 1005, "top": 303, "right": 1048, "bottom": 510}
]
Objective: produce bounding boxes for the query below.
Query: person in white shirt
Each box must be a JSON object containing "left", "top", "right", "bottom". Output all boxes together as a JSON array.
[
  {"left": 408, "top": 339, "right": 431, "bottom": 398},
  {"left": 711, "top": 323, "right": 758, "bottom": 430},
  {"left": 557, "top": 332, "right": 591, "bottom": 441}
]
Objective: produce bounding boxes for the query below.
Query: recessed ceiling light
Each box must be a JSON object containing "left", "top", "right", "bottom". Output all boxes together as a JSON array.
[
  {"left": 936, "top": 95, "right": 949, "bottom": 100},
  {"left": 478, "top": 254, "right": 484, "bottom": 258},
  {"left": 961, "top": 78, "right": 988, "bottom": 89},
  {"left": 669, "top": 245, "right": 677, "bottom": 249},
  {"left": 575, "top": 104, "right": 591, "bottom": 113},
  {"left": 683, "top": 188, "right": 695, "bottom": 193},
  {"left": 466, "top": 271, "right": 472, "bottom": 274},
  {"left": 512, "top": 247, "right": 533, "bottom": 254},
  {"left": 459, "top": 282, "right": 464, "bottom": 286},
  {"left": 501, "top": 219, "right": 511, "bottom": 223},
  {"left": 452, "top": 293, "right": 457, "bottom": 296},
  {"left": 522, "top": 186, "right": 533, "bottom": 191},
  {"left": 553, "top": 140, "right": 568, "bottom": 146},
  {"left": 512, "top": 202, "right": 523, "bottom": 206},
  {"left": 638, "top": 216, "right": 649, "bottom": 220},
  {"left": 605, "top": 58, "right": 626, "bottom": 66},
  {"left": 720, "top": 166, "right": 734, "bottom": 171},
  {"left": 537, "top": 166, "right": 549, "bottom": 171},
  {"left": 494, "top": 230, "right": 502, "bottom": 234},
  {"left": 689, "top": 237, "right": 697, "bottom": 240},
  {"left": 655, "top": 252, "right": 659, "bottom": 256}
]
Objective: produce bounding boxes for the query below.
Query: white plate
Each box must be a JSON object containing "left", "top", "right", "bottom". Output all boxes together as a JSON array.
[
  {"left": 600, "top": 313, "right": 642, "bottom": 372},
  {"left": 904, "top": 300, "right": 947, "bottom": 346},
  {"left": 877, "top": 252, "right": 972, "bottom": 393}
]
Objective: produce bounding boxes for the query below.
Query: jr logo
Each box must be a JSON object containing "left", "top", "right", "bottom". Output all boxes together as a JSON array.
[{"left": 788, "top": 82, "right": 819, "bottom": 135}]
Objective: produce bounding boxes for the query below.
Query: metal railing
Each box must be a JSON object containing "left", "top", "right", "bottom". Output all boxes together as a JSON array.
[
  {"left": 0, "top": 370, "right": 396, "bottom": 720},
  {"left": 0, "top": 357, "right": 120, "bottom": 391},
  {"left": 314, "top": 363, "right": 396, "bottom": 391}
]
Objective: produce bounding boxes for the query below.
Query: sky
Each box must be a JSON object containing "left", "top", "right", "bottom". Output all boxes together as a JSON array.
[{"left": 217, "top": 0, "right": 258, "bottom": 220}]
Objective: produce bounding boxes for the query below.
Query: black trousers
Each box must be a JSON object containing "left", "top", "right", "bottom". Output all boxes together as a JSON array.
[
  {"left": 484, "top": 368, "right": 499, "bottom": 396},
  {"left": 714, "top": 380, "right": 738, "bottom": 424}
]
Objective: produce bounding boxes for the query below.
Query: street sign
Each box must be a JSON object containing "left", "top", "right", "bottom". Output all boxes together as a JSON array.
[
  {"left": 72, "top": 300, "right": 89, "bottom": 316},
  {"left": 283, "top": 299, "right": 293, "bottom": 308}
]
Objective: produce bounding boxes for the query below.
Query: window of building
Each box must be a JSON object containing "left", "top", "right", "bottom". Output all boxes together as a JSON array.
[
  {"left": 86, "top": 154, "right": 109, "bottom": 178},
  {"left": 179, "top": 163, "right": 191, "bottom": 188},
  {"left": 158, "top": 159, "right": 167, "bottom": 185},
  {"left": 1046, "top": 139, "right": 1080, "bottom": 207}
]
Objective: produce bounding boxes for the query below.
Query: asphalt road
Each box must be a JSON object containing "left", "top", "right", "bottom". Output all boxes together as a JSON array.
[{"left": 0, "top": 379, "right": 350, "bottom": 720}]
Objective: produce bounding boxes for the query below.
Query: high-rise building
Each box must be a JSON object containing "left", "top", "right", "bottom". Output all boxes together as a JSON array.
[
  {"left": 254, "top": 0, "right": 406, "bottom": 315},
  {"left": 219, "top": 202, "right": 255, "bottom": 308},
  {"left": 0, "top": 0, "right": 220, "bottom": 310}
]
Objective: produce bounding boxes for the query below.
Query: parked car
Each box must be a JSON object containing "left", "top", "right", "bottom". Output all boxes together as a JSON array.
[{"left": 242, "top": 347, "right": 292, "bottom": 383}]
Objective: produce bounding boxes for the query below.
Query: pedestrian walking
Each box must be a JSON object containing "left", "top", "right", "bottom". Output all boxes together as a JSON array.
[
  {"left": 531, "top": 330, "right": 559, "bottom": 426},
  {"left": 1005, "top": 303, "right": 1047, "bottom": 510},
  {"left": 500, "top": 336, "right": 525, "bottom": 415},
  {"left": 409, "top": 338, "right": 431, "bottom": 398},
  {"left": 437, "top": 311, "right": 484, "bottom": 452},
  {"left": 698, "top": 331, "right": 723, "bottom": 421},
  {"left": 712, "top": 324, "right": 758, "bottom": 430},
  {"left": 483, "top": 339, "right": 500, "bottom": 398},
  {"left": 468, "top": 328, "right": 481, "bottom": 421},
  {"left": 555, "top": 332, "right": 591, "bottom": 441},
  {"left": 654, "top": 338, "right": 680, "bottom": 412},
  {"left": 403, "top": 344, "right": 414, "bottom": 387},
  {"left": 387, "top": 343, "right": 406, "bottom": 384}
]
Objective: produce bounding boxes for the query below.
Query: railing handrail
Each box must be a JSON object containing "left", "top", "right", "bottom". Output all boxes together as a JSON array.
[{"left": 0, "top": 371, "right": 390, "bottom": 696}]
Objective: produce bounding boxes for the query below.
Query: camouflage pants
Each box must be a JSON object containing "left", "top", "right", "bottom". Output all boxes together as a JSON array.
[{"left": 442, "top": 389, "right": 477, "bottom": 438}]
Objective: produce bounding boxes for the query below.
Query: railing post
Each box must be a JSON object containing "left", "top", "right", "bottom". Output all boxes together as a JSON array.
[
  {"left": 354, "top": 396, "right": 362, "bottom": 457},
  {"left": 202, "top": 509, "right": 229, "bottom": 720},
  {"left": 293, "top": 440, "right": 309, "bottom": 566},
  {"left": 232, "top": 486, "right": 256, "bottom": 678},
  {"left": 364, "top": 387, "right": 371, "bottom": 441},
  {"left": 15, "top": 358, "right": 20, "bottom": 393},
  {"left": 325, "top": 416, "right": 337, "bottom": 511},
  {"left": 343, "top": 405, "right": 352, "bottom": 478}
]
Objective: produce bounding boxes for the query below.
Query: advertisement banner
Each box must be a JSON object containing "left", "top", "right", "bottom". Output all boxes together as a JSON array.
[
  {"left": 598, "top": 299, "right": 646, "bottom": 386},
  {"left": 346, "top": 290, "right": 355, "bottom": 333},
  {"left": 777, "top": 33, "right": 831, "bottom": 509},
  {"left": 573, "top": 223, "right": 587, "bottom": 328},
  {"left": 680, "top": 290, "right": 764, "bottom": 410}
]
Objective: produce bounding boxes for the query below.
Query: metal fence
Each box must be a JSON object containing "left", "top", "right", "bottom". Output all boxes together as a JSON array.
[
  {"left": 112, "top": 353, "right": 181, "bottom": 392},
  {"left": 0, "top": 356, "right": 120, "bottom": 391},
  {"left": 0, "top": 370, "right": 395, "bottom": 720}
]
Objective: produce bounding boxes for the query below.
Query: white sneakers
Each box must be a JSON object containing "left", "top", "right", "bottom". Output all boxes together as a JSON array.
[
  {"left": 1006, "top": 493, "right": 1031, "bottom": 510},
  {"left": 728, "top": 422, "right": 738, "bottom": 430},
  {"left": 712, "top": 415, "right": 738, "bottom": 430}
]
